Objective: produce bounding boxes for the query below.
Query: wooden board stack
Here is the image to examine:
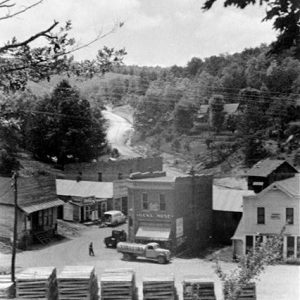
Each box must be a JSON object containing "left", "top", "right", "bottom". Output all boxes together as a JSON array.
[
  {"left": 15, "top": 267, "right": 57, "bottom": 300},
  {"left": 183, "top": 276, "right": 216, "bottom": 300},
  {"left": 237, "top": 283, "right": 256, "bottom": 300},
  {"left": 143, "top": 276, "right": 177, "bottom": 300},
  {"left": 100, "top": 268, "right": 137, "bottom": 300},
  {"left": 57, "top": 266, "right": 98, "bottom": 300},
  {"left": 0, "top": 275, "right": 15, "bottom": 299}
]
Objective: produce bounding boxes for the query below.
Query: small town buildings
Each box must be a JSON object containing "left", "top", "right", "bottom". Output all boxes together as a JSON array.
[
  {"left": 232, "top": 173, "right": 300, "bottom": 260},
  {"left": 56, "top": 179, "right": 128, "bottom": 222},
  {"left": 212, "top": 185, "right": 254, "bottom": 244},
  {"left": 246, "top": 158, "right": 298, "bottom": 193},
  {"left": 0, "top": 175, "right": 63, "bottom": 248},
  {"left": 126, "top": 171, "right": 213, "bottom": 254}
]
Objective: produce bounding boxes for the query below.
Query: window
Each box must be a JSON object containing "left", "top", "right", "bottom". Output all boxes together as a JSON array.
[
  {"left": 49, "top": 208, "right": 53, "bottom": 226},
  {"left": 297, "top": 237, "right": 300, "bottom": 259},
  {"left": 255, "top": 235, "right": 263, "bottom": 247},
  {"left": 159, "top": 194, "right": 166, "bottom": 211},
  {"left": 246, "top": 235, "right": 254, "bottom": 254},
  {"left": 98, "top": 172, "right": 102, "bottom": 182},
  {"left": 38, "top": 211, "right": 43, "bottom": 226},
  {"left": 43, "top": 209, "right": 49, "bottom": 226},
  {"left": 257, "top": 207, "right": 265, "bottom": 224},
  {"left": 287, "top": 236, "right": 295, "bottom": 258},
  {"left": 142, "top": 193, "right": 148, "bottom": 210},
  {"left": 286, "top": 208, "right": 294, "bottom": 225}
]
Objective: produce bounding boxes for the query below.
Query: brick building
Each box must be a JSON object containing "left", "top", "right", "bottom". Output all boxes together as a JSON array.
[
  {"left": 126, "top": 172, "right": 213, "bottom": 254},
  {"left": 63, "top": 157, "right": 163, "bottom": 182}
]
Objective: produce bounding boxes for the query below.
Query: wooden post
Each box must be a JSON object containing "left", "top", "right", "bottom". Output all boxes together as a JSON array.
[{"left": 11, "top": 171, "right": 18, "bottom": 283}]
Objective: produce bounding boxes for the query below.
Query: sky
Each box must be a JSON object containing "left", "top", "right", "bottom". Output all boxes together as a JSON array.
[{"left": 1, "top": 0, "right": 277, "bottom": 67}]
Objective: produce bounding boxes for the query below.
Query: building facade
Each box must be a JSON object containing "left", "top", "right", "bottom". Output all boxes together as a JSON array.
[
  {"left": 232, "top": 174, "right": 300, "bottom": 260},
  {"left": 127, "top": 172, "right": 213, "bottom": 254},
  {"left": 0, "top": 175, "right": 63, "bottom": 248}
]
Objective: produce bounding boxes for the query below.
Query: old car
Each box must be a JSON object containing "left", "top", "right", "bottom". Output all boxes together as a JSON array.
[
  {"left": 103, "top": 210, "right": 126, "bottom": 226},
  {"left": 117, "top": 242, "right": 171, "bottom": 264},
  {"left": 104, "top": 230, "right": 127, "bottom": 248}
]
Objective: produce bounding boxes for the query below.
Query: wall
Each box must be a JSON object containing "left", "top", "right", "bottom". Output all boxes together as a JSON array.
[
  {"left": 174, "top": 175, "right": 213, "bottom": 252},
  {"left": 64, "top": 157, "right": 163, "bottom": 182},
  {"left": 243, "top": 189, "right": 299, "bottom": 236}
]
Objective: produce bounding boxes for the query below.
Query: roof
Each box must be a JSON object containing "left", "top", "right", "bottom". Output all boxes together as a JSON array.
[
  {"left": 267, "top": 173, "right": 300, "bottom": 198},
  {"left": 213, "top": 185, "right": 254, "bottom": 212},
  {"left": 199, "top": 104, "right": 209, "bottom": 114},
  {"left": 246, "top": 158, "right": 297, "bottom": 177},
  {"left": 135, "top": 226, "right": 171, "bottom": 241},
  {"left": 231, "top": 216, "right": 245, "bottom": 239},
  {"left": 0, "top": 175, "right": 59, "bottom": 213},
  {"left": 56, "top": 179, "right": 113, "bottom": 198},
  {"left": 224, "top": 103, "right": 239, "bottom": 114},
  {"left": 129, "top": 175, "right": 177, "bottom": 183}
]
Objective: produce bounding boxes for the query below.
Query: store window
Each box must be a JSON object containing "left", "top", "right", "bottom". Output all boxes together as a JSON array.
[
  {"left": 257, "top": 207, "right": 265, "bottom": 224},
  {"left": 287, "top": 236, "right": 295, "bottom": 258},
  {"left": 286, "top": 208, "right": 294, "bottom": 225},
  {"left": 159, "top": 194, "right": 166, "bottom": 211},
  {"left": 246, "top": 235, "right": 254, "bottom": 254},
  {"left": 142, "top": 193, "right": 148, "bottom": 210}
]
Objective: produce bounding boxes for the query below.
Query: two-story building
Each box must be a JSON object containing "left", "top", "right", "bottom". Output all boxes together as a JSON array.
[
  {"left": 232, "top": 173, "right": 300, "bottom": 260},
  {"left": 126, "top": 171, "right": 213, "bottom": 254}
]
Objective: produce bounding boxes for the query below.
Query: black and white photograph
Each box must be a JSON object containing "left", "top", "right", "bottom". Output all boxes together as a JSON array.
[{"left": 0, "top": 0, "right": 299, "bottom": 299}]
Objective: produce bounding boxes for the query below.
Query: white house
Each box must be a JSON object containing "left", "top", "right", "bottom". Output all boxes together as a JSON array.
[{"left": 232, "top": 173, "right": 300, "bottom": 260}]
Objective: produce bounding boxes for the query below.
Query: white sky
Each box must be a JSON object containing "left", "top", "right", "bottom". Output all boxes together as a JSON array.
[{"left": 1, "top": 0, "right": 276, "bottom": 66}]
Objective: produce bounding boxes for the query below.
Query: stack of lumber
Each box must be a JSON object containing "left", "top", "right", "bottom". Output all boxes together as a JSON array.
[
  {"left": 15, "top": 267, "right": 57, "bottom": 299},
  {"left": 100, "top": 268, "right": 137, "bottom": 300},
  {"left": 237, "top": 283, "right": 256, "bottom": 300},
  {"left": 183, "top": 276, "right": 216, "bottom": 300},
  {"left": 0, "top": 275, "right": 14, "bottom": 299},
  {"left": 143, "top": 276, "right": 177, "bottom": 300},
  {"left": 57, "top": 266, "right": 98, "bottom": 300}
]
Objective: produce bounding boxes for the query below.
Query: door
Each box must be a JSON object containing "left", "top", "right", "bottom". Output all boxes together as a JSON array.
[
  {"left": 145, "top": 245, "right": 157, "bottom": 259},
  {"left": 98, "top": 202, "right": 107, "bottom": 219}
]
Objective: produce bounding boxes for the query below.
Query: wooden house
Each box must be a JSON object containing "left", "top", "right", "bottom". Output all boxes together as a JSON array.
[
  {"left": 247, "top": 159, "right": 298, "bottom": 193},
  {"left": 0, "top": 175, "right": 63, "bottom": 248}
]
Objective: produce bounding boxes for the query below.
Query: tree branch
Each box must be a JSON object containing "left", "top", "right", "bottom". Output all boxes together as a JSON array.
[
  {"left": 0, "top": 0, "right": 43, "bottom": 21},
  {"left": 0, "top": 20, "right": 59, "bottom": 53},
  {"left": 0, "top": 0, "right": 15, "bottom": 8}
]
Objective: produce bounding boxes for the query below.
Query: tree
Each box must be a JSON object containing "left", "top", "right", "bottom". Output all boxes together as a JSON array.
[
  {"left": 174, "top": 100, "right": 197, "bottom": 134},
  {"left": 209, "top": 94, "right": 225, "bottom": 133},
  {"left": 202, "top": 0, "right": 300, "bottom": 58},
  {"left": 29, "top": 80, "right": 107, "bottom": 166},
  {"left": 215, "top": 229, "right": 284, "bottom": 300}
]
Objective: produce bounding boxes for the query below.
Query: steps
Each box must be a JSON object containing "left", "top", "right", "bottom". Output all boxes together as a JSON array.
[{"left": 34, "top": 231, "right": 52, "bottom": 245}]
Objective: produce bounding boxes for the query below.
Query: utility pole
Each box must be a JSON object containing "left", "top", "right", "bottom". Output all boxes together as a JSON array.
[{"left": 11, "top": 171, "right": 18, "bottom": 283}]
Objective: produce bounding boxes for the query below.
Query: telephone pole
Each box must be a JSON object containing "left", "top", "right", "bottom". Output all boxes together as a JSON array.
[{"left": 11, "top": 171, "right": 18, "bottom": 283}]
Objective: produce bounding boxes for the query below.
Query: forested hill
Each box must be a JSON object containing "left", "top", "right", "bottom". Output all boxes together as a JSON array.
[
  {"left": 1, "top": 44, "right": 299, "bottom": 176},
  {"left": 57, "top": 44, "right": 299, "bottom": 172}
]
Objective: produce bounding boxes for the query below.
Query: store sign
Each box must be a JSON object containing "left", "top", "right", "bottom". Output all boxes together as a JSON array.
[
  {"left": 271, "top": 213, "right": 281, "bottom": 220},
  {"left": 176, "top": 217, "right": 183, "bottom": 238},
  {"left": 136, "top": 212, "right": 172, "bottom": 219}
]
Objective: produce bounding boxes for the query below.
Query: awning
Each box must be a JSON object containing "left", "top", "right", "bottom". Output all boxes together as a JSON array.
[
  {"left": 135, "top": 226, "right": 171, "bottom": 241},
  {"left": 20, "top": 199, "right": 64, "bottom": 214}
]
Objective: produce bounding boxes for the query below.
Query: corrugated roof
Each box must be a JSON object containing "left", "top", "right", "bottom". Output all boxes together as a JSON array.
[
  {"left": 213, "top": 185, "right": 254, "bottom": 212},
  {"left": 22, "top": 199, "right": 64, "bottom": 214},
  {"left": 0, "top": 175, "right": 57, "bottom": 208},
  {"left": 246, "top": 158, "right": 296, "bottom": 177},
  {"left": 56, "top": 179, "right": 113, "bottom": 198}
]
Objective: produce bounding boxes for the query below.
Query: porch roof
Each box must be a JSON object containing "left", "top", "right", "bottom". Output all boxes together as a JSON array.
[{"left": 21, "top": 199, "right": 64, "bottom": 214}]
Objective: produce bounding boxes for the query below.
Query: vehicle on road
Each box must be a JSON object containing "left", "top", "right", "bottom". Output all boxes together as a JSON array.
[
  {"left": 104, "top": 230, "right": 127, "bottom": 248},
  {"left": 104, "top": 210, "right": 126, "bottom": 226},
  {"left": 117, "top": 242, "right": 171, "bottom": 264}
]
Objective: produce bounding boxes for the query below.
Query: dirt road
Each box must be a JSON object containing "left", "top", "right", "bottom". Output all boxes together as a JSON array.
[{"left": 0, "top": 224, "right": 299, "bottom": 300}]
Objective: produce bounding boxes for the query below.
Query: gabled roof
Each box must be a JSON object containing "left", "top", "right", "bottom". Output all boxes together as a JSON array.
[
  {"left": 0, "top": 175, "right": 62, "bottom": 213},
  {"left": 56, "top": 179, "right": 113, "bottom": 198},
  {"left": 213, "top": 185, "right": 254, "bottom": 212},
  {"left": 246, "top": 158, "right": 297, "bottom": 177},
  {"left": 223, "top": 103, "right": 239, "bottom": 114},
  {"left": 269, "top": 174, "right": 300, "bottom": 198}
]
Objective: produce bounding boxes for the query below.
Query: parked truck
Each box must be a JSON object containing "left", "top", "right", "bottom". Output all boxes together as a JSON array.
[
  {"left": 104, "top": 230, "right": 127, "bottom": 248},
  {"left": 117, "top": 242, "right": 171, "bottom": 264}
]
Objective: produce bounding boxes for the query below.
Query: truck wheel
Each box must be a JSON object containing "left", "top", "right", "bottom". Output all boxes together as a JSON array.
[
  {"left": 158, "top": 256, "right": 166, "bottom": 264},
  {"left": 123, "top": 253, "right": 131, "bottom": 261}
]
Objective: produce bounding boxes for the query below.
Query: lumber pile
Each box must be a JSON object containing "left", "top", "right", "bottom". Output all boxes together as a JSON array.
[
  {"left": 100, "top": 268, "right": 137, "bottom": 300},
  {"left": 237, "top": 283, "right": 256, "bottom": 300},
  {"left": 183, "top": 276, "right": 216, "bottom": 300},
  {"left": 143, "top": 276, "right": 177, "bottom": 300},
  {"left": 57, "top": 266, "right": 98, "bottom": 300},
  {"left": 15, "top": 267, "right": 57, "bottom": 299},
  {"left": 0, "top": 275, "right": 14, "bottom": 299}
]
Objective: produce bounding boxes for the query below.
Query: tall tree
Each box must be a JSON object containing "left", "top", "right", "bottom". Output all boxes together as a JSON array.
[{"left": 29, "top": 80, "right": 107, "bottom": 166}]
